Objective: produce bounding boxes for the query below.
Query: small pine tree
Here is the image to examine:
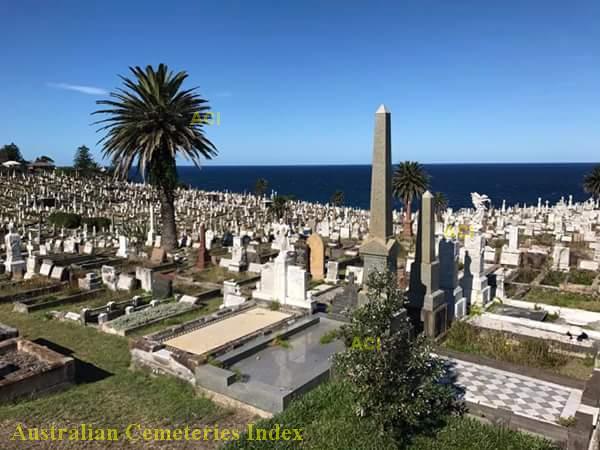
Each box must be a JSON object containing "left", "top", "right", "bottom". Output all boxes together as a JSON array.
[
  {"left": 0, "top": 143, "right": 23, "bottom": 163},
  {"left": 255, "top": 178, "right": 269, "bottom": 196},
  {"left": 334, "top": 270, "right": 462, "bottom": 440},
  {"left": 73, "top": 145, "right": 97, "bottom": 171},
  {"left": 330, "top": 189, "right": 344, "bottom": 207}
]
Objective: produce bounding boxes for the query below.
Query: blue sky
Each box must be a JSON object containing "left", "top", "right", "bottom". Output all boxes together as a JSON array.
[{"left": 0, "top": 0, "right": 599, "bottom": 166}]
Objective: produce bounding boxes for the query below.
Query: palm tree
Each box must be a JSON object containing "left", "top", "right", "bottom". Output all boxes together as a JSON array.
[
  {"left": 433, "top": 192, "right": 449, "bottom": 221},
  {"left": 392, "top": 161, "right": 429, "bottom": 237},
  {"left": 255, "top": 178, "right": 269, "bottom": 196},
  {"left": 330, "top": 190, "right": 344, "bottom": 207},
  {"left": 93, "top": 64, "right": 217, "bottom": 251},
  {"left": 584, "top": 166, "right": 600, "bottom": 199}
]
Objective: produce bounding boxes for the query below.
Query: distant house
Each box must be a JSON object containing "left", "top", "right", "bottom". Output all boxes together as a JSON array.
[{"left": 28, "top": 157, "right": 55, "bottom": 173}]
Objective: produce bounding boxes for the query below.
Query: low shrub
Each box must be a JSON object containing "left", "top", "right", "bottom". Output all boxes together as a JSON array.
[
  {"left": 541, "top": 271, "right": 566, "bottom": 287},
  {"left": 107, "top": 302, "right": 193, "bottom": 331},
  {"left": 269, "top": 301, "right": 281, "bottom": 311},
  {"left": 568, "top": 269, "right": 596, "bottom": 286},
  {"left": 82, "top": 217, "right": 111, "bottom": 232},
  {"left": 48, "top": 212, "right": 81, "bottom": 229}
]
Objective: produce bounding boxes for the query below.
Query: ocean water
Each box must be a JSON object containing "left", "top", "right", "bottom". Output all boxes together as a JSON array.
[{"left": 174, "top": 163, "right": 599, "bottom": 211}]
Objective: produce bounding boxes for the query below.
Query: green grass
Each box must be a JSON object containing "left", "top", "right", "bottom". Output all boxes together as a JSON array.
[
  {"left": 532, "top": 233, "right": 554, "bottom": 247},
  {"left": 224, "top": 381, "right": 558, "bottom": 450},
  {"left": 541, "top": 271, "right": 566, "bottom": 287},
  {"left": 319, "top": 329, "right": 340, "bottom": 345},
  {"left": 0, "top": 303, "right": 225, "bottom": 426},
  {"left": 0, "top": 278, "right": 57, "bottom": 297},
  {"left": 568, "top": 269, "right": 596, "bottom": 286},
  {"left": 129, "top": 296, "right": 223, "bottom": 336},
  {"left": 443, "top": 321, "right": 593, "bottom": 380},
  {"left": 271, "top": 336, "right": 291, "bottom": 349},
  {"left": 524, "top": 287, "right": 600, "bottom": 312}
]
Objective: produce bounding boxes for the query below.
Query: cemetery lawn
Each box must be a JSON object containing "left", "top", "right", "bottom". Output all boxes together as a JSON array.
[
  {"left": 224, "top": 381, "right": 559, "bottom": 450},
  {"left": 524, "top": 287, "right": 600, "bottom": 312},
  {"left": 442, "top": 321, "right": 594, "bottom": 380},
  {"left": 0, "top": 303, "right": 254, "bottom": 447}
]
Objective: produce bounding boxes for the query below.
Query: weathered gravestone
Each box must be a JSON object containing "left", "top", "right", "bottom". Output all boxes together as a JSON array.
[
  {"left": 50, "top": 266, "right": 68, "bottom": 281},
  {"left": 151, "top": 273, "right": 173, "bottom": 299},
  {"left": 150, "top": 247, "right": 166, "bottom": 264}
]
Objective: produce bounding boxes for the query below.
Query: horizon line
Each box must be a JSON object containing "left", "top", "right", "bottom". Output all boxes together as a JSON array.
[{"left": 174, "top": 161, "right": 600, "bottom": 167}]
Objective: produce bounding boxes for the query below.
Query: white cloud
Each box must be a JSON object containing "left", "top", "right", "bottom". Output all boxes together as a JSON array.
[{"left": 47, "top": 82, "right": 108, "bottom": 95}]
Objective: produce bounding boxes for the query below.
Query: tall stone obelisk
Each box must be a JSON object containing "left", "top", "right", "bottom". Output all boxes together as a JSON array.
[
  {"left": 360, "top": 105, "right": 398, "bottom": 281},
  {"left": 408, "top": 191, "right": 447, "bottom": 337}
]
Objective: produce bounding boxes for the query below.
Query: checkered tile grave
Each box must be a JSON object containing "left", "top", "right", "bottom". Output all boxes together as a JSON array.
[{"left": 446, "top": 358, "right": 581, "bottom": 424}]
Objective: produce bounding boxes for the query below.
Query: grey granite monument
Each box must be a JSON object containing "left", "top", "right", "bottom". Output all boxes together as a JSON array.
[
  {"left": 408, "top": 191, "right": 447, "bottom": 337},
  {"left": 439, "top": 237, "right": 465, "bottom": 322},
  {"left": 360, "top": 105, "right": 398, "bottom": 281}
]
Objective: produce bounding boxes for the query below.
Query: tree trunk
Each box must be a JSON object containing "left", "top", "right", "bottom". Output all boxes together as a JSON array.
[
  {"left": 403, "top": 198, "right": 412, "bottom": 237},
  {"left": 159, "top": 185, "right": 177, "bottom": 252}
]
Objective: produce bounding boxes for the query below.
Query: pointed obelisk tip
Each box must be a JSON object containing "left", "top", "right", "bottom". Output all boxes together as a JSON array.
[
  {"left": 423, "top": 190, "right": 433, "bottom": 198},
  {"left": 375, "top": 104, "right": 390, "bottom": 114}
]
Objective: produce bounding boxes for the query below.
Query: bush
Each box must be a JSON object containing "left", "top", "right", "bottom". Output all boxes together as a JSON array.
[
  {"left": 48, "top": 212, "right": 82, "bottom": 229},
  {"left": 334, "top": 270, "right": 462, "bottom": 441}
]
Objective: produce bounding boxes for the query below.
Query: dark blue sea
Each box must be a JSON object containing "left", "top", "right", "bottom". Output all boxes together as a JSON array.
[{"left": 173, "top": 163, "right": 598, "bottom": 211}]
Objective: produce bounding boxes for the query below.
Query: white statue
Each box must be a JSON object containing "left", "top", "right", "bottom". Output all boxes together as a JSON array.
[
  {"left": 5, "top": 224, "right": 22, "bottom": 259},
  {"left": 471, "top": 192, "right": 491, "bottom": 231}
]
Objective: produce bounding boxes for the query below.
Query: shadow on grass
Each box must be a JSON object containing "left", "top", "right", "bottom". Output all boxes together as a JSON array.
[{"left": 33, "top": 338, "right": 113, "bottom": 384}]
